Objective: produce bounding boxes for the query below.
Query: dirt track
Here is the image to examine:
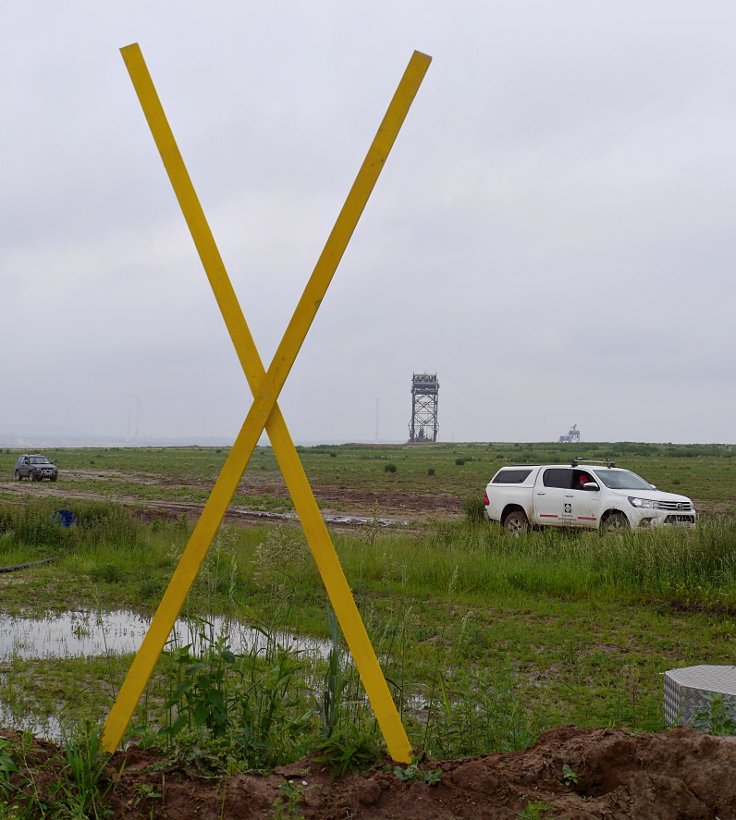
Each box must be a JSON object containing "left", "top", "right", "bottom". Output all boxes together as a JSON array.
[
  {"left": 0, "top": 471, "right": 463, "bottom": 527},
  {"left": 2, "top": 467, "right": 724, "bottom": 525}
]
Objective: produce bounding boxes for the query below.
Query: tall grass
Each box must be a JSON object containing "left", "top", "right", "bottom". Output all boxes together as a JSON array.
[
  {"left": 335, "top": 518, "right": 736, "bottom": 605},
  {"left": 0, "top": 499, "right": 141, "bottom": 553},
  {"left": 4, "top": 498, "right": 736, "bottom": 610}
]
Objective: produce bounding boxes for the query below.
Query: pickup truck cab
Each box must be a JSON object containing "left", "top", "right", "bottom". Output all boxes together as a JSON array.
[{"left": 484, "top": 460, "right": 695, "bottom": 533}]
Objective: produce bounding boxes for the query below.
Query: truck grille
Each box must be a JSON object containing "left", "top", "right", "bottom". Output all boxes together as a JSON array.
[{"left": 658, "top": 500, "right": 692, "bottom": 511}]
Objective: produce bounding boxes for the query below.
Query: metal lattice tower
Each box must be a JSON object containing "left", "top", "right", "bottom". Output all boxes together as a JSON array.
[{"left": 409, "top": 373, "right": 439, "bottom": 442}]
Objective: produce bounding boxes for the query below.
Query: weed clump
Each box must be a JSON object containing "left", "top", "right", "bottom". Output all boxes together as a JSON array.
[
  {"left": 462, "top": 496, "right": 486, "bottom": 523},
  {"left": 159, "top": 634, "right": 310, "bottom": 772},
  {"left": 0, "top": 723, "right": 110, "bottom": 818},
  {"left": 90, "top": 563, "right": 125, "bottom": 584},
  {"left": 138, "top": 577, "right": 163, "bottom": 601},
  {"left": 692, "top": 693, "right": 736, "bottom": 735}
]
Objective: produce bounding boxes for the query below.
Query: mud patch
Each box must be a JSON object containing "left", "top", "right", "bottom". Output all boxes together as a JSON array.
[
  {"left": 5, "top": 725, "right": 736, "bottom": 819},
  {"left": 0, "top": 476, "right": 455, "bottom": 528}
]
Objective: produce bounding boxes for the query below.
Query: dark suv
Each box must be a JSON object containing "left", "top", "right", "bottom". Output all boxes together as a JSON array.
[{"left": 15, "top": 454, "right": 58, "bottom": 482}]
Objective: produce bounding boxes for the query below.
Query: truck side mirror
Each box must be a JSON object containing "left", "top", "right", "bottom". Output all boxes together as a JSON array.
[{"left": 583, "top": 482, "right": 599, "bottom": 491}]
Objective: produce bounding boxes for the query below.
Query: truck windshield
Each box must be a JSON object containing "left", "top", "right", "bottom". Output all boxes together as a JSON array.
[
  {"left": 593, "top": 469, "right": 653, "bottom": 490},
  {"left": 29, "top": 457, "right": 50, "bottom": 464}
]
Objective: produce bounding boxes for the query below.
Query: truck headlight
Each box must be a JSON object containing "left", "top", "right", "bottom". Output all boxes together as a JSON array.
[{"left": 628, "top": 496, "right": 659, "bottom": 509}]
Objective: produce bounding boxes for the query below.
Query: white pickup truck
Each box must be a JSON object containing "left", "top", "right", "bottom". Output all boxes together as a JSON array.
[{"left": 483, "top": 460, "right": 696, "bottom": 533}]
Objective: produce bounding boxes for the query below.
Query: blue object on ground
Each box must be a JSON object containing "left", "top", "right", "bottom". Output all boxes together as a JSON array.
[{"left": 53, "top": 509, "right": 78, "bottom": 527}]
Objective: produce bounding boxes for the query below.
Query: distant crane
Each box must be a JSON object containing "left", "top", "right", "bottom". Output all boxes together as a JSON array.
[{"left": 559, "top": 423, "right": 581, "bottom": 444}]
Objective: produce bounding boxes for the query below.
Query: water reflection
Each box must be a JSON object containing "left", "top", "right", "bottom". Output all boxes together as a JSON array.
[
  {"left": 0, "top": 610, "right": 333, "bottom": 739},
  {"left": 0, "top": 610, "right": 330, "bottom": 661}
]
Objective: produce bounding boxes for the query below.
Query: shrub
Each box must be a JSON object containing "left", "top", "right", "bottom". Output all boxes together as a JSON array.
[
  {"left": 427, "top": 468, "right": 435, "bottom": 476},
  {"left": 455, "top": 458, "right": 466, "bottom": 466},
  {"left": 384, "top": 463, "right": 397, "bottom": 473}
]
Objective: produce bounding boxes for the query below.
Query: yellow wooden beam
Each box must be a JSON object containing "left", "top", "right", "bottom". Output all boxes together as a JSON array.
[{"left": 103, "top": 44, "right": 430, "bottom": 763}]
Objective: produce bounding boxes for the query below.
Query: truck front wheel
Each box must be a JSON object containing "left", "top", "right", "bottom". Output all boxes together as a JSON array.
[
  {"left": 503, "top": 509, "right": 529, "bottom": 535},
  {"left": 601, "top": 511, "right": 629, "bottom": 532}
]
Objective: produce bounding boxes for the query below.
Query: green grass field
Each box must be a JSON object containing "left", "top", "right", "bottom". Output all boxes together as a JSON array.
[
  {"left": 1, "top": 440, "right": 734, "bottom": 512},
  {"left": 0, "top": 441, "right": 734, "bottom": 767}
]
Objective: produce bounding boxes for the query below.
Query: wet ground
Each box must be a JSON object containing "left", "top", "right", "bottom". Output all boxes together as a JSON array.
[
  {"left": 0, "top": 610, "right": 329, "bottom": 661},
  {"left": 0, "top": 469, "right": 462, "bottom": 528}
]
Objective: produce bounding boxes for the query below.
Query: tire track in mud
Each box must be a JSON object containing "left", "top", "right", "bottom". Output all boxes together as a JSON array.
[{"left": 0, "top": 472, "right": 444, "bottom": 530}]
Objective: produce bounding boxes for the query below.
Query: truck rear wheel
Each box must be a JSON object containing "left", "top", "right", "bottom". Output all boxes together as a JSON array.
[{"left": 503, "top": 509, "right": 529, "bottom": 535}]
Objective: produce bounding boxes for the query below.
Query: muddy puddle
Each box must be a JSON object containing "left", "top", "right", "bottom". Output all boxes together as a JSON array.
[{"left": 235, "top": 508, "right": 409, "bottom": 527}]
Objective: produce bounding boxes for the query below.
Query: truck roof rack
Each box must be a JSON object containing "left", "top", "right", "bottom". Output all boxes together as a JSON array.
[{"left": 571, "top": 457, "right": 617, "bottom": 469}]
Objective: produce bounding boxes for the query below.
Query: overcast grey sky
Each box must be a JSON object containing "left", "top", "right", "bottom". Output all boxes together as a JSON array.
[{"left": 3, "top": 1, "right": 735, "bottom": 445}]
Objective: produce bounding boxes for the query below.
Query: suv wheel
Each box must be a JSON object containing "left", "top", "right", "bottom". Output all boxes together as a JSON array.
[{"left": 14, "top": 470, "right": 20, "bottom": 481}]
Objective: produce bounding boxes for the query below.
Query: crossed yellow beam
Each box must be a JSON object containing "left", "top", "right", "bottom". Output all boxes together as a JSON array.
[{"left": 102, "top": 44, "right": 430, "bottom": 763}]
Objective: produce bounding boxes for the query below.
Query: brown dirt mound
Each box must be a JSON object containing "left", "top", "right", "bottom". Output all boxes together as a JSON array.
[{"left": 9, "top": 725, "right": 736, "bottom": 819}]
